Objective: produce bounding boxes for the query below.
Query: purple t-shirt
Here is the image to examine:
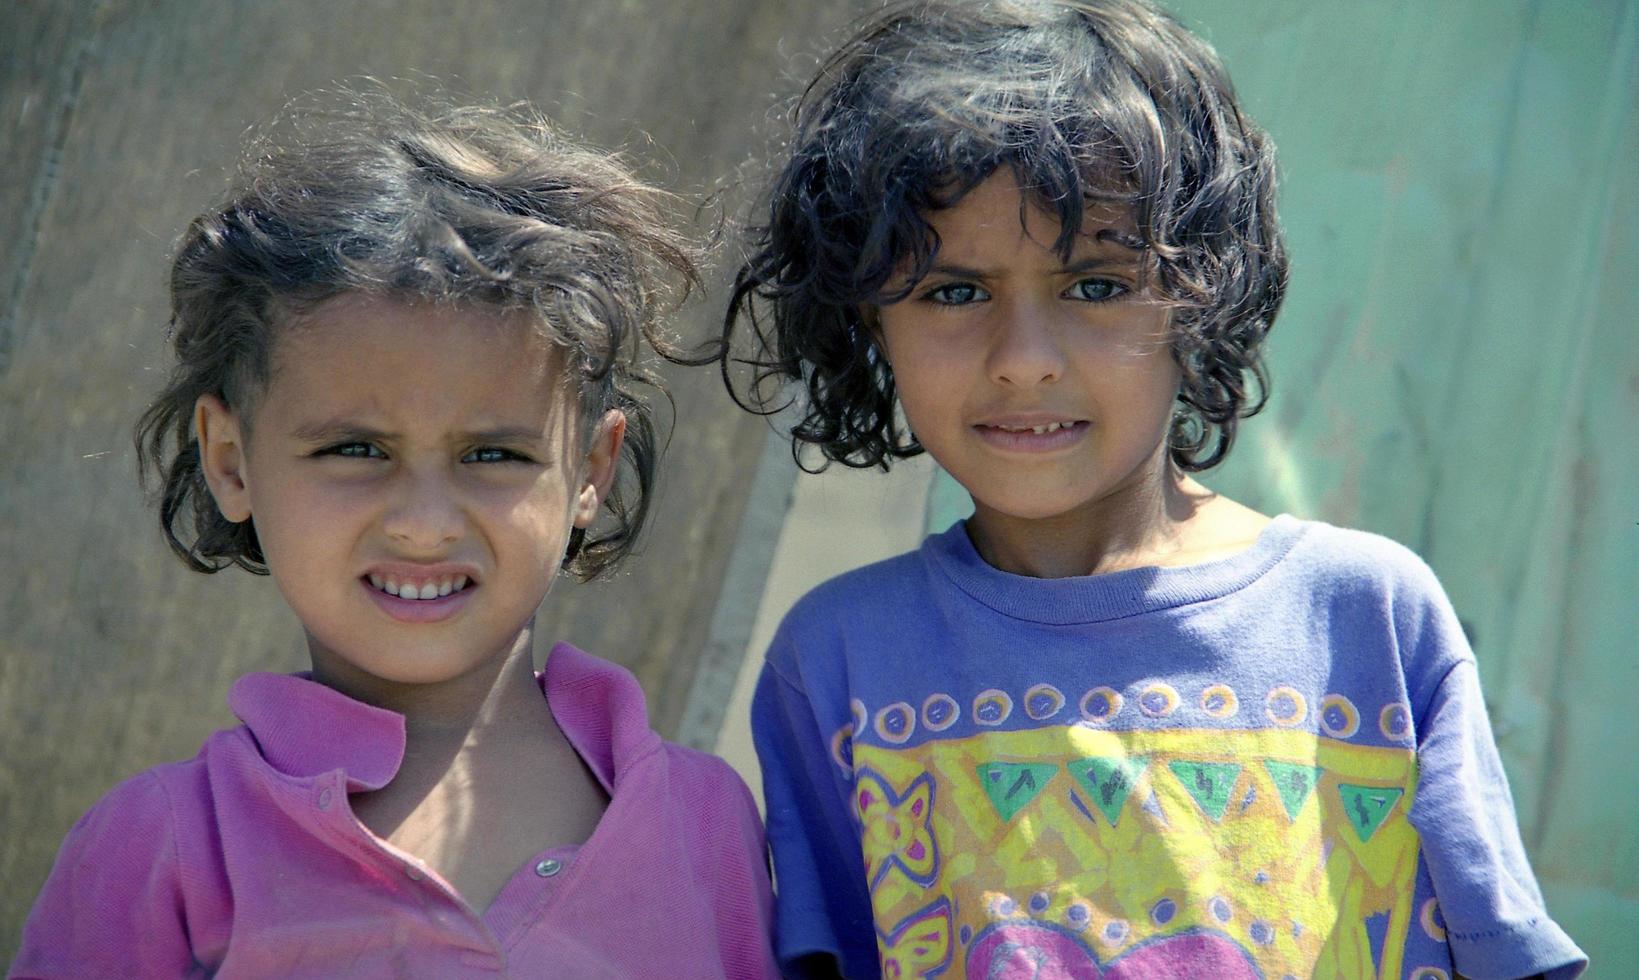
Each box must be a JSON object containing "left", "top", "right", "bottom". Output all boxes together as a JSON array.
[
  {"left": 753, "top": 516, "right": 1586, "bottom": 979},
  {"left": 14, "top": 643, "right": 778, "bottom": 979}
]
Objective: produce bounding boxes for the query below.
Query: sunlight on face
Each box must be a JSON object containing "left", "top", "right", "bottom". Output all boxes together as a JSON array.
[
  {"left": 198, "top": 294, "right": 617, "bottom": 694},
  {"left": 875, "top": 171, "right": 1180, "bottom": 539}
]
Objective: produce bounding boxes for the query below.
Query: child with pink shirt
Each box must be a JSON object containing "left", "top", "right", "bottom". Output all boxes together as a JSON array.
[{"left": 12, "top": 92, "right": 776, "bottom": 979}]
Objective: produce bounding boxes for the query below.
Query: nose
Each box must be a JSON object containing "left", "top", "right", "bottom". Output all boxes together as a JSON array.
[
  {"left": 381, "top": 467, "right": 464, "bottom": 552},
  {"left": 985, "top": 298, "right": 1066, "bottom": 386}
]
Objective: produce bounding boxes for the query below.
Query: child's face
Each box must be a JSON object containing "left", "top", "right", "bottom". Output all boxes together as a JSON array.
[
  {"left": 875, "top": 171, "right": 1180, "bottom": 533},
  {"left": 195, "top": 294, "right": 622, "bottom": 691}
]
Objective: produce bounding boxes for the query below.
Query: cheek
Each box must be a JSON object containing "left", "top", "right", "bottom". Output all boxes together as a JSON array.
[
  {"left": 883, "top": 338, "right": 964, "bottom": 408},
  {"left": 486, "top": 478, "right": 578, "bottom": 541},
  {"left": 890, "top": 373, "right": 962, "bottom": 440}
]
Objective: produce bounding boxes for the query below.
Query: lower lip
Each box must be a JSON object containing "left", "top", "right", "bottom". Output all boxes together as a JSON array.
[
  {"left": 974, "top": 421, "right": 1089, "bottom": 453},
  {"left": 363, "top": 580, "right": 476, "bottom": 624}
]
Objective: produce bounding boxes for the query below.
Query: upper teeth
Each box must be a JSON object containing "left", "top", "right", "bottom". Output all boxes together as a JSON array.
[
  {"left": 1002, "top": 422, "right": 1070, "bottom": 434},
  {"left": 368, "top": 574, "right": 470, "bottom": 600}
]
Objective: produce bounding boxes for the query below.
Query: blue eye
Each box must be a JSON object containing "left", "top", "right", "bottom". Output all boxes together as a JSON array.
[
  {"left": 321, "top": 442, "right": 385, "bottom": 459},
  {"left": 1067, "top": 278, "right": 1126, "bottom": 302},
  {"left": 924, "top": 282, "right": 988, "bottom": 305},
  {"left": 463, "top": 447, "right": 529, "bottom": 464}
]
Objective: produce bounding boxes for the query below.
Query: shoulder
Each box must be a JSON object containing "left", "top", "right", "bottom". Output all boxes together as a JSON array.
[
  {"left": 59, "top": 729, "right": 239, "bottom": 842},
  {"left": 759, "top": 546, "right": 928, "bottom": 702},
  {"left": 62, "top": 762, "right": 187, "bottom": 844},
  {"left": 16, "top": 759, "right": 208, "bottom": 971},
  {"left": 1279, "top": 518, "right": 1449, "bottom": 606},
  {"left": 768, "top": 542, "right": 936, "bottom": 664},
  {"left": 655, "top": 743, "right": 768, "bottom": 864},
  {"left": 43, "top": 734, "right": 239, "bottom": 885},
  {"left": 660, "top": 741, "right": 760, "bottom": 811},
  {"left": 783, "top": 546, "right": 931, "bottom": 628},
  {"left": 1278, "top": 518, "right": 1471, "bottom": 680}
]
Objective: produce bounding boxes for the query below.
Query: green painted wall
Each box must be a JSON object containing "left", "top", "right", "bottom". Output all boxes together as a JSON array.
[{"left": 928, "top": 1, "right": 1638, "bottom": 968}]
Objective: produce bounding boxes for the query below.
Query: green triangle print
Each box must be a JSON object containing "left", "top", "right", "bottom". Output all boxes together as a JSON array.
[
  {"left": 1337, "top": 784, "right": 1405, "bottom": 842},
  {"left": 1168, "top": 761, "right": 1242, "bottom": 822},
  {"left": 976, "top": 762, "right": 1058, "bottom": 822},
  {"left": 1067, "top": 757, "right": 1149, "bottom": 826},
  {"left": 1263, "top": 760, "right": 1325, "bottom": 822}
]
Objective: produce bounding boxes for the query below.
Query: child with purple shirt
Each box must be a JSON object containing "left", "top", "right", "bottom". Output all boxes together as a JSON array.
[
  {"left": 13, "top": 92, "right": 777, "bottom": 978},
  {"left": 711, "top": 1, "right": 1587, "bottom": 977}
]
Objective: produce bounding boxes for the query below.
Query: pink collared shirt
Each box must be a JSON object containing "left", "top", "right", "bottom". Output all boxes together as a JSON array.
[{"left": 12, "top": 644, "right": 778, "bottom": 979}]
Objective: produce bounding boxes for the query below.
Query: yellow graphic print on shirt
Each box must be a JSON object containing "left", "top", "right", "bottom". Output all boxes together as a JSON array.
[{"left": 852, "top": 724, "right": 1425, "bottom": 979}]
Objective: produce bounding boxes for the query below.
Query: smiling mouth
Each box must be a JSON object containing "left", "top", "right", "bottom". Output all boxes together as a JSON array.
[
  {"left": 972, "top": 419, "right": 1089, "bottom": 451},
  {"left": 985, "top": 421, "right": 1078, "bottom": 435},
  {"left": 365, "top": 574, "right": 472, "bottom": 601}
]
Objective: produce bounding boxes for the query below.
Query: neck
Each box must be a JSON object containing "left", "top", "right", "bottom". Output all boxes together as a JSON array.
[
  {"left": 966, "top": 456, "right": 1219, "bottom": 579},
  {"left": 308, "top": 624, "right": 550, "bottom": 751}
]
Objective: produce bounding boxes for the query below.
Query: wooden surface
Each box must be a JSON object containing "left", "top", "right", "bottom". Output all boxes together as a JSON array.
[{"left": 0, "top": 0, "right": 866, "bottom": 956}]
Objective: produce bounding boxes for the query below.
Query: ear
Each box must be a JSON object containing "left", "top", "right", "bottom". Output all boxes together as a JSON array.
[
  {"left": 195, "top": 394, "right": 253, "bottom": 523},
  {"left": 571, "top": 409, "right": 626, "bottom": 529}
]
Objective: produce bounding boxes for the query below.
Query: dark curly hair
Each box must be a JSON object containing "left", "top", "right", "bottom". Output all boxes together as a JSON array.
[
  {"left": 136, "top": 90, "right": 698, "bottom": 580},
  {"left": 717, "top": 0, "right": 1286, "bottom": 472}
]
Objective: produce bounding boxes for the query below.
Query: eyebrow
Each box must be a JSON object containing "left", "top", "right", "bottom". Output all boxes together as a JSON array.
[
  {"left": 926, "top": 253, "right": 1142, "bottom": 280},
  {"left": 1095, "top": 228, "right": 1146, "bottom": 250},
  {"left": 290, "top": 420, "right": 547, "bottom": 444}
]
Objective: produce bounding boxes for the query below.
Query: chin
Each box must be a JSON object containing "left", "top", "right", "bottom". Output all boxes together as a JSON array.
[{"left": 974, "top": 493, "right": 1100, "bottom": 524}]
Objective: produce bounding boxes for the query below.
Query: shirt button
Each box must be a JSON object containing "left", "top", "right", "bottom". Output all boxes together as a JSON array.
[
  {"left": 316, "top": 787, "right": 333, "bottom": 810},
  {"left": 534, "top": 858, "right": 562, "bottom": 878},
  {"left": 405, "top": 863, "right": 424, "bottom": 881}
]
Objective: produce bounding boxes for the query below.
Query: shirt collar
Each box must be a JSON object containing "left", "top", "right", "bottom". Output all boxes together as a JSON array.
[
  {"left": 228, "top": 672, "right": 405, "bottom": 791},
  {"left": 226, "top": 643, "right": 659, "bottom": 795},
  {"left": 539, "top": 642, "right": 661, "bottom": 794}
]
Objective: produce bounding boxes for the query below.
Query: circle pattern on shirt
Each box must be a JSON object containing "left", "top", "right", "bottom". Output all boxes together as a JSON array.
[
  {"left": 1419, "top": 898, "right": 1447, "bottom": 942},
  {"left": 1150, "top": 898, "right": 1177, "bottom": 926},
  {"left": 1265, "top": 686, "right": 1308, "bottom": 727},
  {"left": 921, "top": 693, "right": 959, "bottom": 732},
  {"left": 1137, "top": 682, "right": 1180, "bottom": 718},
  {"left": 1208, "top": 895, "right": 1233, "bottom": 924},
  {"left": 1319, "top": 694, "right": 1360, "bottom": 739},
  {"left": 974, "top": 688, "right": 1013, "bottom": 726},
  {"left": 1024, "top": 683, "right": 1066, "bottom": 721},
  {"left": 844, "top": 681, "right": 1422, "bottom": 755},
  {"left": 1201, "top": 684, "right": 1240, "bottom": 719},
  {"left": 874, "top": 702, "right": 915, "bottom": 744},
  {"left": 829, "top": 722, "right": 855, "bottom": 770},
  {"left": 1079, "top": 687, "right": 1123, "bottom": 725},
  {"left": 1380, "top": 702, "right": 1412, "bottom": 740},
  {"left": 850, "top": 698, "right": 868, "bottom": 735}
]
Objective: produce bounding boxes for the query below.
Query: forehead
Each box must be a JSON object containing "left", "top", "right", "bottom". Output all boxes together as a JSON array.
[
  {"left": 262, "top": 293, "right": 570, "bottom": 418},
  {"left": 926, "top": 172, "right": 1140, "bottom": 256}
]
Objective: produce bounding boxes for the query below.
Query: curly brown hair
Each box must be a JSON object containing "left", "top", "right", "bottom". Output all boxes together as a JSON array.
[
  {"left": 716, "top": 0, "right": 1286, "bottom": 472},
  {"left": 136, "top": 90, "right": 698, "bottom": 580}
]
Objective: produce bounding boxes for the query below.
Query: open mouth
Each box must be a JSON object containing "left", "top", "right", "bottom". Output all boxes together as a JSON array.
[
  {"left": 987, "top": 421, "right": 1078, "bottom": 435},
  {"left": 974, "top": 419, "right": 1089, "bottom": 451},
  {"left": 365, "top": 574, "right": 472, "bottom": 601}
]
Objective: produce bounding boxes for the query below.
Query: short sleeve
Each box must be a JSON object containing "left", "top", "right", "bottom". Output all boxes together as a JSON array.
[
  {"left": 1408, "top": 658, "right": 1587, "bottom": 978},
  {"left": 751, "top": 660, "right": 878, "bottom": 979},
  {"left": 688, "top": 753, "right": 782, "bottom": 979},
  {"left": 10, "top": 771, "right": 198, "bottom": 979}
]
